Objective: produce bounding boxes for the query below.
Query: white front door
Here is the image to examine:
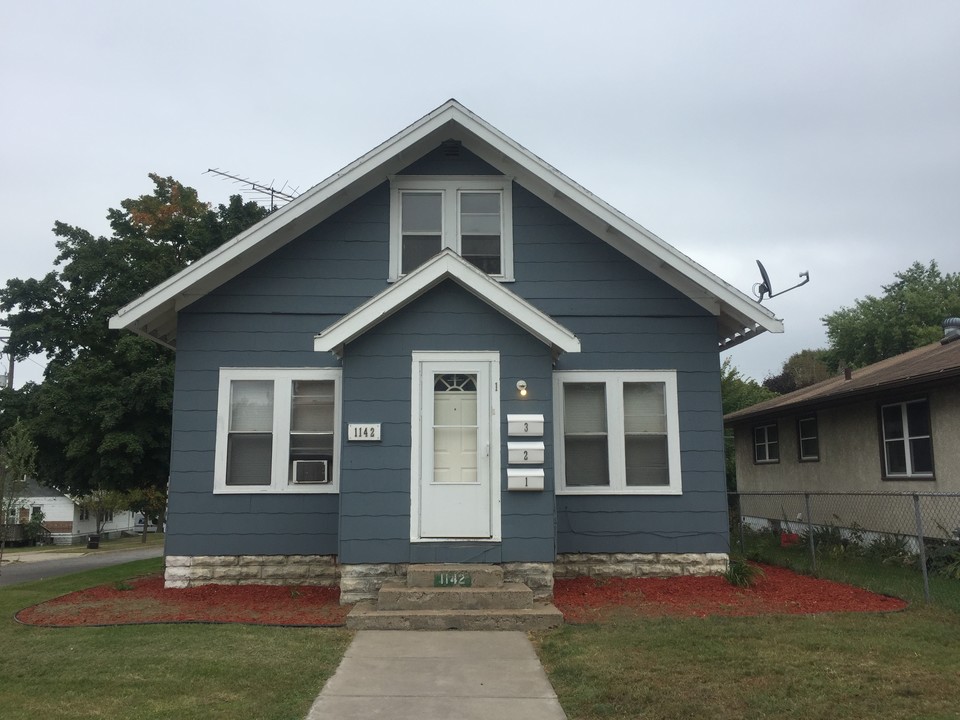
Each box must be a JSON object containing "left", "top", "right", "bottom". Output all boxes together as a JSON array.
[{"left": 412, "top": 352, "right": 500, "bottom": 540}]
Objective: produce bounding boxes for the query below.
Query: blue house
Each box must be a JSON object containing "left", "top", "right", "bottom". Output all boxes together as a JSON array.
[{"left": 110, "top": 101, "right": 780, "bottom": 606}]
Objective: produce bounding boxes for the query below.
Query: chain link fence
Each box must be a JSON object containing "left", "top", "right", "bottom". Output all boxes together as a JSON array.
[{"left": 730, "top": 491, "right": 960, "bottom": 603}]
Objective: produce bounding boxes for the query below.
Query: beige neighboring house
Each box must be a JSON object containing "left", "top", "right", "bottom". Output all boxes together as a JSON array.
[{"left": 724, "top": 320, "right": 960, "bottom": 539}]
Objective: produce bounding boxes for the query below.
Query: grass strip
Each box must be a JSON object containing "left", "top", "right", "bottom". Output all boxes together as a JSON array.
[
  {"left": 0, "top": 558, "right": 352, "bottom": 720},
  {"left": 535, "top": 606, "right": 960, "bottom": 720}
]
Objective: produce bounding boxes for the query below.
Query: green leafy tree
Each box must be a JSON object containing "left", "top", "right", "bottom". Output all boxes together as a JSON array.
[
  {"left": 79, "top": 488, "right": 130, "bottom": 538},
  {"left": 0, "top": 175, "right": 267, "bottom": 498},
  {"left": 0, "top": 420, "right": 37, "bottom": 569},
  {"left": 762, "top": 348, "right": 833, "bottom": 394},
  {"left": 127, "top": 486, "right": 168, "bottom": 543},
  {"left": 823, "top": 261, "right": 960, "bottom": 368},
  {"left": 721, "top": 358, "right": 777, "bottom": 491}
]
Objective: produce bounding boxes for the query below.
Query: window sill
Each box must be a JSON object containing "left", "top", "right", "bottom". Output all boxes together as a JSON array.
[
  {"left": 880, "top": 475, "right": 936, "bottom": 482},
  {"left": 213, "top": 485, "right": 339, "bottom": 495},
  {"left": 557, "top": 487, "right": 682, "bottom": 496}
]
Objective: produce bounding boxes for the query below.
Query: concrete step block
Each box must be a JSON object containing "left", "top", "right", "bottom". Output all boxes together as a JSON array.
[
  {"left": 377, "top": 581, "right": 534, "bottom": 611},
  {"left": 346, "top": 602, "right": 564, "bottom": 632}
]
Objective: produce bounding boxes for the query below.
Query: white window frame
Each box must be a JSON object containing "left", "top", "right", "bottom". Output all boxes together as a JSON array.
[
  {"left": 213, "top": 367, "right": 342, "bottom": 494},
  {"left": 554, "top": 370, "right": 682, "bottom": 495},
  {"left": 754, "top": 423, "right": 779, "bottom": 464},
  {"left": 880, "top": 398, "right": 933, "bottom": 479},
  {"left": 797, "top": 415, "right": 819, "bottom": 462},
  {"left": 389, "top": 176, "right": 514, "bottom": 282}
]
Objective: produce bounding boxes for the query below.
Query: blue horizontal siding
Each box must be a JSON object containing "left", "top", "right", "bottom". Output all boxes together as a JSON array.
[{"left": 165, "top": 151, "right": 728, "bottom": 562}]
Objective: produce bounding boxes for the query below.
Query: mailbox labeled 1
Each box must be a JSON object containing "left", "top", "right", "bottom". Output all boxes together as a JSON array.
[{"left": 507, "top": 468, "right": 545, "bottom": 491}]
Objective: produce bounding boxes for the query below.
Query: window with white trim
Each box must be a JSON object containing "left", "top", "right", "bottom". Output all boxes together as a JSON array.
[
  {"left": 554, "top": 371, "right": 682, "bottom": 494},
  {"left": 214, "top": 368, "right": 341, "bottom": 493},
  {"left": 753, "top": 423, "right": 779, "bottom": 463},
  {"left": 797, "top": 415, "right": 819, "bottom": 462},
  {"left": 880, "top": 399, "right": 933, "bottom": 478},
  {"left": 389, "top": 177, "right": 513, "bottom": 280}
]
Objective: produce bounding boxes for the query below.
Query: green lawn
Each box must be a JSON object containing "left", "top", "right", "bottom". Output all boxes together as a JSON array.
[
  {"left": 2, "top": 531, "right": 166, "bottom": 555},
  {"left": 0, "top": 560, "right": 352, "bottom": 720},
  {"left": 535, "top": 606, "right": 960, "bottom": 720},
  {"left": 536, "top": 531, "right": 960, "bottom": 719}
]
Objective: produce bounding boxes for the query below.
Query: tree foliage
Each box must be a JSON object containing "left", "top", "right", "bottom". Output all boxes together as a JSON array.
[
  {"left": 0, "top": 174, "right": 267, "bottom": 497},
  {"left": 822, "top": 261, "right": 960, "bottom": 368},
  {"left": 721, "top": 358, "right": 776, "bottom": 490},
  {"left": 762, "top": 348, "right": 832, "bottom": 394},
  {"left": 0, "top": 420, "right": 38, "bottom": 567}
]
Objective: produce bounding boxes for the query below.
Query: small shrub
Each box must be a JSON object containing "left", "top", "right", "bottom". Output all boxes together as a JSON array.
[
  {"left": 114, "top": 581, "right": 135, "bottom": 591},
  {"left": 866, "top": 534, "right": 915, "bottom": 566},
  {"left": 925, "top": 538, "right": 960, "bottom": 578},
  {"left": 723, "top": 557, "right": 764, "bottom": 588}
]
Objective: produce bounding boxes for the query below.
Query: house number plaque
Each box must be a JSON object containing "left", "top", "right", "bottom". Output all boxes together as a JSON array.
[
  {"left": 434, "top": 571, "right": 472, "bottom": 588},
  {"left": 347, "top": 423, "right": 381, "bottom": 441}
]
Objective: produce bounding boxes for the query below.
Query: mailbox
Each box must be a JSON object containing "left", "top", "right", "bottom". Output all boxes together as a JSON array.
[
  {"left": 508, "top": 441, "right": 545, "bottom": 465},
  {"left": 507, "top": 414, "right": 544, "bottom": 437},
  {"left": 507, "top": 468, "right": 545, "bottom": 491}
]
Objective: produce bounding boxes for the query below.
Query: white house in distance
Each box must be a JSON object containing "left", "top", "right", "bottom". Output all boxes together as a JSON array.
[{"left": 9, "top": 478, "right": 137, "bottom": 545}]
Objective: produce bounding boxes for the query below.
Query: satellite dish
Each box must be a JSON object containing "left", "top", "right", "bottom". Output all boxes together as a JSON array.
[
  {"left": 753, "top": 259, "right": 810, "bottom": 302},
  {"left": 755, "top": 260, "right": 773, "bottom": 301}
]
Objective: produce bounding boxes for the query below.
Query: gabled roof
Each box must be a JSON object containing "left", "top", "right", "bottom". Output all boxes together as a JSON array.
[
  {"left": 724, "top": 337, "right": 960, "bottom": 424},
  {"left": 109, "top": 100, "right": 782, "bottom": 349},
  {"left": 314, "top": 249, "right": 581, "bottom": 357}
]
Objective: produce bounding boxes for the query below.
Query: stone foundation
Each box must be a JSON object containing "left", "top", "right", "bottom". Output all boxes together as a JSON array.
[
  {"left": 554, "top": 552, "right": 728, "bottom": 579},
  {"left": 339, "top": 563, "right": 408, "bottom": 604},
  {"left": 163, "top": 553, "right": 726, "bottom": 593},
  {"left": 164, "top": 555, "right": 339, "bottom": 589},
  {"left": 502, "top": 562, "right": 554, "bottom": 601}
]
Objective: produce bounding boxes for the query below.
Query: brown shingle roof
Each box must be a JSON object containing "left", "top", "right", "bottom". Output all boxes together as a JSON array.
[{"left": 724, "top": 337, "right": 960, "bottom": 424}]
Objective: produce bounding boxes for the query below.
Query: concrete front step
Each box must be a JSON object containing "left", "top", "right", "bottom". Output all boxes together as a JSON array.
[
  {"left": 346, "top": 601, "right": 563, "bottom": 631},
  {"left": 377, "top": 580, "right": 534, "bottom": 611},
  {"left": 406, "top": 563, "right": 503, "bottom": 588}
]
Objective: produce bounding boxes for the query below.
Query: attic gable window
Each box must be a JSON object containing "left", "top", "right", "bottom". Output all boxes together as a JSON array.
[{"left": 389, "top": 177, "right": 513, "bottom": 281}]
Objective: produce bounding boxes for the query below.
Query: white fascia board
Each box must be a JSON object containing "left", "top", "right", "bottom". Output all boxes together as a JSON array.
[
  {"left": 314, "top": 250, "right": 580, "bottom": 356},
  {"left": 109, "top": 101, "right": 471, "bottom": 336},
  {"left": 111, "top": 99, "right": 780, "bottom": 346},
  {"left": 449, "top": 107, "right": 782, "bottom": 336}
]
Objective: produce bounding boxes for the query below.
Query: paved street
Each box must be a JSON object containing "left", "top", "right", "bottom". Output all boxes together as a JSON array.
[{"left": 0, "top": 545, "right": 163, "bottom": 587}]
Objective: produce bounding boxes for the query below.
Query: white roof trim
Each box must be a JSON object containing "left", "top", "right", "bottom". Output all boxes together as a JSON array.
[
  {"left": 110, "top": 99, "right": 781, "bottom": 347},
  {"left": 314, "top": 250, "right": 581, "bottom": 356}
]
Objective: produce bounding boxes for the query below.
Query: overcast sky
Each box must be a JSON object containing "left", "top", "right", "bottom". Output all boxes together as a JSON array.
[{"left": 2, "top": 1, "right": 958, "bottom": 387}]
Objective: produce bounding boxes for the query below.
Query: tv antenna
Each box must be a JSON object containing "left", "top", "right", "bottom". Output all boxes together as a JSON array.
[
  {"left": 753, "top": 260, "right": 810, "bottom": 302},
  {"left": 205, "top": 168, "right": 299, "bottom": 211}
]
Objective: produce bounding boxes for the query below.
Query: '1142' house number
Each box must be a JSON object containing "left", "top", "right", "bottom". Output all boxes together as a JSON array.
[{"left": 348, "top": 424, "right": 381, "bottom": 441}]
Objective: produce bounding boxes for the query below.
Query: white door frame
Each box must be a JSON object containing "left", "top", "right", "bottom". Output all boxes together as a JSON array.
[{"left": 410, "top": 351, "right": 501, "bottom": 542}]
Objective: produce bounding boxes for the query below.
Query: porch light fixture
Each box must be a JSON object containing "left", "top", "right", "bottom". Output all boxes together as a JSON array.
[{"left": 516, "top": 380, "right": 527, "bottom": 397}]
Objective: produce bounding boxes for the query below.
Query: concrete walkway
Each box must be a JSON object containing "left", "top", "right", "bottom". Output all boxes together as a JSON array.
[{"left": 305, "top": 630, "right": 567, "bottom": 720}]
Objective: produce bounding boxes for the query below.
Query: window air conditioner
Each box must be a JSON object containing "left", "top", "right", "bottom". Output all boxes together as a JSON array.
[{"left": 292, "top": 459, "right": 330, "bottom": 484}]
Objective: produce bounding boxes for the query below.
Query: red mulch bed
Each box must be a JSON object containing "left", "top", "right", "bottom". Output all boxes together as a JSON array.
[
  {"left": 554, "top": 563, "right": 908, "bottom": 623},
  {"left": 15, "top": 574, "right": 351, "bottom": 628},
  {"left": 15, "top": 564, "right": 908, "bottom": 627}
]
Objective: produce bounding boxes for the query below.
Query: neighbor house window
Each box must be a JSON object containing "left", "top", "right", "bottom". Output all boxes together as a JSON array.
[
  {"left": 389, "top": 177, "right": 513, "bottom": 280},
  {"left": 754, "top": 423, "right": 779, "bottom": 463},
  {"left": 798, "top": 415, "right": 819, "bottom": 462},
  {"left": 880, "top": 399, "right": 933, "bottom": 478},
  {"left": 214, "top": 368, "right": 341, "bottom": 493},
  {"left": 79, "top": 507, "right": 90, "bottom": 521},
  {"left": 554, "top": 371, "right": 682, "bottom": 495}
]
